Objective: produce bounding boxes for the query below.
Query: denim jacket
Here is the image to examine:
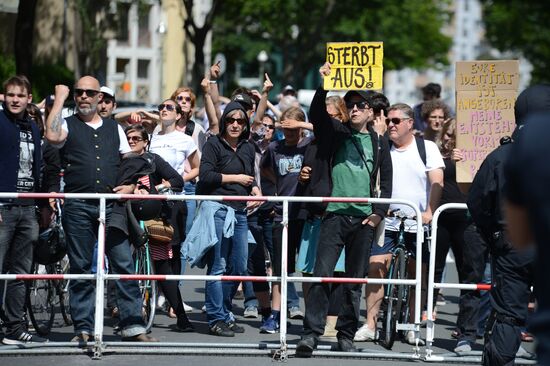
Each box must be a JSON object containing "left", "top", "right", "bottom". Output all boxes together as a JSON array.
[{"left": 181, "top": 200, "right": 236, "bottom": 268}]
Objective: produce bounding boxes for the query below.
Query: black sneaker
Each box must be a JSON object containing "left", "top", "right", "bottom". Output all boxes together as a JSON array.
[
  {"left": 2, "top": 331, "right": 48, "bottom": 345},
  {"left": 209, "top": 320, "right": 234, "bottom": 337},
  {"left": 226, "top": 320, "right": 245, "bottom": 333},
  {"left": 334, "top": 336, "right": 357, "bottom": 352},
  {"left": 296, "top": 336, "right": 318, "bottom": 358}
]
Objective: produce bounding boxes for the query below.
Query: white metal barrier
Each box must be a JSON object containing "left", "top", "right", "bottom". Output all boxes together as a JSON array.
[
  {"left": 424, "top": 203, "right": 535, "bottom": 365},
  {"left": 0, "top": 192, "right": 424, "bottom": 361}
]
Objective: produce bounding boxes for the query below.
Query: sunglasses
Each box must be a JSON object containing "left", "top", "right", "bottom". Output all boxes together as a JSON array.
[
  {"left": 226, "top": 117, "right": 247, "bottom": 125},
  {"left": 74, "top": 88, "right": 100, "bottom": 97},
  {"left": 158, "top": 103, "right": 177, "bottom": 112},
  {"left": 262, "top": 123, "right": 275, "bottom": 130},
  {"left": 127, "top": 136, "right": 145, "bottom": 142},
  {"left": 385, "top": 117, "right": 411, "bottom": 126},
  {"left": 176, "top": 95, "right": 192, "bottom": 103},
  {"left": 345, "top": 101, "right": 369, "bottom": 111}
]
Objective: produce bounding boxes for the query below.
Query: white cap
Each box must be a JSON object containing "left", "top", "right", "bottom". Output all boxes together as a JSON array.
[{"left": 100, "top": 86, "right": 115, "bottom": 100}]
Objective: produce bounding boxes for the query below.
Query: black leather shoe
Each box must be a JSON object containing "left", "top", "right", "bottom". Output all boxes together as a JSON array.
[
  {"left": 334, "top": 337, "right": 357, "bottom": 352},
  {"left": 226, "top": 320, "right": 245, "bottom": 333},
  {"left": 176, "top": 317, "right": 195, "bottom": 332},
  {"left": 296, "top": 336, "right": 318, "bottom": 358},
  {"left": 209, "top": 320, "right": 235, "bottom": 337}
]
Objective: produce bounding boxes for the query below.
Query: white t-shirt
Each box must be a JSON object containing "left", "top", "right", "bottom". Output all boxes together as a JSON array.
[
  {"left": 385, "top": 138, "right": 445, "bottom": 232},
  {"left": 148, "top": 130, "right": 197, "bottom": 176},
  {"left": 55, "top": 119, "right": 131, "bottom": 154}
]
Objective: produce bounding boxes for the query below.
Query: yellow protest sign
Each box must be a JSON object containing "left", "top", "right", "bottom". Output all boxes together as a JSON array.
[
  {"left": 324, "top": 42, "right": 383, "bottom": 90},
  {"left": 455, "top": 60, "right": 519, "bottom": 182}
]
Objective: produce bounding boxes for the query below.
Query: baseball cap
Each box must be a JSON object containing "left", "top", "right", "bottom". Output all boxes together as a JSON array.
[
  {"left": 282, "top": 85, "right": 296, "bottom": 95},
  {"left": 100, "top": 86, "right": 116, "bottom": 101},
  {"left": 231, "top": 93, "right": 253, "bottom": 111},
  {"left": 343, "top": 90, "right": 371, "bottom": 103}
]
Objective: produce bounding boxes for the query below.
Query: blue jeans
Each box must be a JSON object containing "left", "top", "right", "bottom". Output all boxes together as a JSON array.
[
  {"left": 0, "top": 205, "right": 38, "bottom": 336},
  {"left": 184, "top": 181, "right": 197, "bottom": 235},
  {"left": 62, "top": 200, "right": 145, "bottom": 337},
  {"left": 204, "top": 208, "right": 248, "bottom": 326}
]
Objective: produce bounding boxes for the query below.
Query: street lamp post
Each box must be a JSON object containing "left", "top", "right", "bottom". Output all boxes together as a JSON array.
[{"left": 257, "top": 50, "right": 269, "bottom": 88}]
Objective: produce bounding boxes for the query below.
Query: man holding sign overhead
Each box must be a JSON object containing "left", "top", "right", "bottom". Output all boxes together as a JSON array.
[{"left": 296, "top": 54, "right": 392, "bottom": 357}]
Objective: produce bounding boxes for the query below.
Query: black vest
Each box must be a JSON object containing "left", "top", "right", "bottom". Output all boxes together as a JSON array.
[{"left": 60, "top": 115, "right": 120, "bottom": 193}]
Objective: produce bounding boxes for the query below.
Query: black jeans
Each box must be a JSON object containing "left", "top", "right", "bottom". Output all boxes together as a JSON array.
[
  {"left": 483, "top": 246, "right": 534, "bottom": 366},
  {"left": 303, "top": 213, "right": 374, "bottom": 340},
  {"left": 456, "top": 222, "right": 488, "bottom": 342},
  {"left": 0, "top": 205, "right": 38, "bottom": 336}
]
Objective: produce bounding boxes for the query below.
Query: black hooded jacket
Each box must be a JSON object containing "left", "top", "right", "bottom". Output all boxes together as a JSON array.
[
  {"left": 198, "top": 101, "right": 257, "bottom": 210},
  {"left": 468, "top": 84, "right": 550, "bottom": 246},
  {"left": 305, "top": 87, "right": 393, "bottom": 218}
]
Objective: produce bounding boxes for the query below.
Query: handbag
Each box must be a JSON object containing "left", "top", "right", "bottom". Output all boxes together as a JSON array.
[{"left": 144, "top": 218, "right": 174, "bottom": 244}]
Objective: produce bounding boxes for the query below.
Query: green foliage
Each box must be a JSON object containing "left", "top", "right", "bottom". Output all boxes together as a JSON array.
[
  {"left": 212, "top": 0, "right": 452, "bottom": 88},
  {"left": 0, "top": 55, "right": 16, "bottom": 85},
  {"left": 31, "top": 62, "right": 74, "bottom": 101},
  {"left": 481, "top": 0, "right": 550, "bottom": 84}
]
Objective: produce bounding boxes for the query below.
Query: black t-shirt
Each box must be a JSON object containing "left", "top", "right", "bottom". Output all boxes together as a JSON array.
[
  {"left": 262, "top": 136, "right": 312, "bottom": 221},
  {"left": 505, "top": 115, "right": 550, "bottom": 332},
  {"left": 440, "top": 158, "right": 466, "bottom": 206}
]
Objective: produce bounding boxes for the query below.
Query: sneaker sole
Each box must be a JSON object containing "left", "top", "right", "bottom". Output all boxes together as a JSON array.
[
  {"left": 2, "top": 338, "right": 48, "bottom": 345},
  {"left": 260, "top": 328, "right": 278, "bottom": 334}
]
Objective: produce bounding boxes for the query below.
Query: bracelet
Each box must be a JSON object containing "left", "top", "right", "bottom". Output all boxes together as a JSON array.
[{"left": 209, "top": 80, "right": 217, "bottom": 84}]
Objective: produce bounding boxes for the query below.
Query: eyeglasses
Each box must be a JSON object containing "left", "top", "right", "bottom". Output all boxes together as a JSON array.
[
  {"left": 385, "top": 117, "right": 411, "bottom": 126},
  {"left": 74, "top": 89, "right": 100, "bottom": 97},
  {"left": 262, "top": 123, "right": 275, "bottom": 130},
  {"left": 345, "top": 101, "right": 369, "bottom": 111},
  {"left": 226, "top": 117, "right": 247, "bottom": 125},
  {"left": 158, "top": 103, "right": 177, "bottom": 112},
  {"left": 127, "top": 136, "right": 145, "bottom": 142},
  {"left": 176, "top": 95, "right": 192, "bottom": 103}
]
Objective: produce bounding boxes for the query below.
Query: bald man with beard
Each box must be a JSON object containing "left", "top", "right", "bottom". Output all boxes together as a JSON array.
[{"left": 45, "top": 76, "right": 156, "bottom": 343}]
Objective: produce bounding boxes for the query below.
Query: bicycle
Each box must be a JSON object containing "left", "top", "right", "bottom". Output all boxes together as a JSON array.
[
  {"left": 133, "top": 234, "right": 157, "bottom": 333},
  {"left": 27, "top": 201, "right": 72, "bottom": 335},
  {"left": 379, "top": 209, "right": 418, "bottom": 350}
]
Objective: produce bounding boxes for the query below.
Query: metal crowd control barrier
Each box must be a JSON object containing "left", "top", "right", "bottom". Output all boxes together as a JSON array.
[
  {"left": 424, "top": 203, "right": 535, "bottom": 365},
  {"left": 0, "top": 192, "right": 423, "bottom": 361}
]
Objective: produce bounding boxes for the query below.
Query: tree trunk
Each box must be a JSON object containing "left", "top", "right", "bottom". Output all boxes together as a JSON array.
[{"left": 14, "top": 0, "right": 38, "bottom": 81}]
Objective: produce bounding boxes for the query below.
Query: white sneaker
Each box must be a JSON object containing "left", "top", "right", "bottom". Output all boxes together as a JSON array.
[
  {"left": 354, "top": 324, "right": 377, "bottom": 341},
  {"left": 157, "top": 295, "right": 166, "bottom": 310},
  {"left": 405, "top": 330, "right": 425, "bottom": 346},
  {"left": 183, "top": 302, "right": 194, "bottom": 312}
]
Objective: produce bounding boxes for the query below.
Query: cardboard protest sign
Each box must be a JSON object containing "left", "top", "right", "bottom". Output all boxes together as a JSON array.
[
  {"left": 324, "top": 42, "right": 383, "bottom": 90},
  {"left": 455, "top": 60, "right": 519, "bottom": 182}
]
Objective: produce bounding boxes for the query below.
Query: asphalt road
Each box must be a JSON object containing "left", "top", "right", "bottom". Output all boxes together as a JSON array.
[{"left": 0, "top": 264, "right": 536, "bottom": 365}]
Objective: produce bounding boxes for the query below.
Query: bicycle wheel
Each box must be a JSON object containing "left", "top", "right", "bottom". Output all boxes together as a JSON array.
[
  {"left": 134, "top": 244, "right": 157, "bottom": 332},
  {"left": 26, "top": 263, "right": 55, "bottom": 336},
  {"left": 380, "top": 248, "right": 407, "bottom": 350},
  {"left": 57, "top": 257, "right": 72, "bottom": 326}
]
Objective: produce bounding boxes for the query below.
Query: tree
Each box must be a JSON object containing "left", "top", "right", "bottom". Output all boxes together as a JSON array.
[
  {"left": 211, "top": 0, "right": 452, "bottom": 89},
  {"left": 14, "top": 0, "right": 38, "bottom": 80},
  {"left": 481, "top": 0, "right": 550, "bottom": 84},
  {"left": 183, "top": 0, "right": 220, "bottom": 93}
]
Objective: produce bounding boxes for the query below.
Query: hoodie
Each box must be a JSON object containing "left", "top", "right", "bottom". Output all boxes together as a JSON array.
[{"left": 197, "top": 102, "right": 257, "bottom": 210}]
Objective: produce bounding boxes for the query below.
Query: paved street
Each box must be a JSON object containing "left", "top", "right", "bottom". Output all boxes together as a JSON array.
[{"left": 0, "top": 265, "right": 536, "bottom": 365}]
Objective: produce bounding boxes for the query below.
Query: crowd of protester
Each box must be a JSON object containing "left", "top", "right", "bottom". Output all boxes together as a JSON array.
[{"left": 0, "top": 61, "right": 545, "bottom": 365}]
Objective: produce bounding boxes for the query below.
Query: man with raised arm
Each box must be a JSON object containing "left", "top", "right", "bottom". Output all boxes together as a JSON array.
[
  {"left": 296, "top": 62, "right": 392, "bottom": 357},
  {"left": 45, "top": 76, "right": 156, "bottom": 343}
]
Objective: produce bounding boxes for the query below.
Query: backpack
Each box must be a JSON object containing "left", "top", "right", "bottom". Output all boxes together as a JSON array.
[{"left": 184, "top": 120, "right": 195, "bottom": 137}]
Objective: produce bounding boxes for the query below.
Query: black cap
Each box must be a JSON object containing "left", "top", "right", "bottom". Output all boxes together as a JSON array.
[
  {"left": 231, "top": 93, "right": 253, "bottom": 111},
  {"left": 343, "top": 90, "right": 371, "bottom": 103}
]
